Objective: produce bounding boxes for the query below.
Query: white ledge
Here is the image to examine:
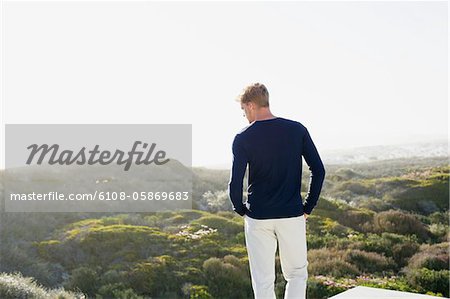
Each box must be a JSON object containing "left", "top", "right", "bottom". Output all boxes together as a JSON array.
[{"left": 328, "top": 286, "right": 447, "bottom": 299}]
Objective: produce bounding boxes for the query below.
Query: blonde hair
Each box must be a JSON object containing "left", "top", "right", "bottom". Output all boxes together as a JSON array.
[{"left": 236, "top": 83, "right": 270, "bottom": 107}]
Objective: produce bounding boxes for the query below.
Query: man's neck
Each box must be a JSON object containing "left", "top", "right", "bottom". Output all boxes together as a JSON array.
[{"left": 254, "top": 109, "right": 276, "bottom": 121}]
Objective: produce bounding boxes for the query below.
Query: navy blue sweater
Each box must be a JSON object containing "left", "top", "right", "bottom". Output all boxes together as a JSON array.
[{"left": 228, "top": 117, "right": 326, "bottom": 219}]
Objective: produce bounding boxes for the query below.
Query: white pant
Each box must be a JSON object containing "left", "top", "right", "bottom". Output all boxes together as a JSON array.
[{"left": 244, "top": 214, "right": 309, "bottom": 299}]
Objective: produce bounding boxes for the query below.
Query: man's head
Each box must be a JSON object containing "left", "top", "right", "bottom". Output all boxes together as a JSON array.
[{"left": 236, "top": 83, "right": 271, "bottom": 123}]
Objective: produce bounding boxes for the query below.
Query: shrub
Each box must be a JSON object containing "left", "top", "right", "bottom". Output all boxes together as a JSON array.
[
  {"left": 129, "top": 255, "right": 178, "bottom": 296},
  {"left": 192, "top": 216, "right": 242, "bottom": 236},
  {"left": 202, "top": 255, "right": 251, "bottom": 298},
  {"left": 189, "top": 285, "right": 212, "bottom": 299},
  {"left": 308, "top": 249, "right": 360, "bottom": 277},
  {"left": 373, "top": 210, "right": 429, "bottom": 240},
  {"left": 391, "top": 241, "right": 420, "bottom": 268},
  {"left": 321, "top": 218, "right": 351, "bottom": 237},
  {"left": 406, "top": 243, "right": 449, "bottom": 271},
  {"left": 35, "top": 223, "right": 173, "bottom": 270},
  {"left": 343, "top": 249, "right": 396, "bottom": 274},
  {"left": 0, "top": 271, "right": 84, "bottom": 299},
  {"left": 97, "top": 283, "right": 143, "bottom": 299},
  {"left": 405, "top": 268, "right": 449, "bottom": 297},
  {"left": 428, "top": 223, "right": 449, "bottom": 241},
  {"left": 427, "top": 211, "right": 449, "bottom": 224},
  {"left": 306, "top": 232, "right": 342, "bottom": 249},
  {"left": 340, "top": 209, "right": 375, "bottom": 232},
  {"left": 64, "top": 266, "right": 100, "bottom": 296},
  {"left": 99, "top": 269, "right": 127, "bottom": 286},
  {"left": 358, "top": 197, "right": 393, "bottom": 213},
  {"left": 349, "top": 232, "right": 420, "bottom": 267}
]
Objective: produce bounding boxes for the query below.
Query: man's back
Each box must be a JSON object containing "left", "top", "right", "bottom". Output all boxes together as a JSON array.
[
  {"left": 228, "top": 116, "right": 326, "bottom": 219},
  {"left": 230, "top": 83, "right": 325, "bottom": 298}
]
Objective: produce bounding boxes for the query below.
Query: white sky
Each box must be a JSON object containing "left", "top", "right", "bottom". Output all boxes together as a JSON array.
[{"left": 1, "top": 1, "right": 448, "bottom": 168}]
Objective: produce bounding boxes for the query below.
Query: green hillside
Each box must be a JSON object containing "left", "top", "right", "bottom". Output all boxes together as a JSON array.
[{"left": 0, "top": 157, "right": 448, "bottom": 298}]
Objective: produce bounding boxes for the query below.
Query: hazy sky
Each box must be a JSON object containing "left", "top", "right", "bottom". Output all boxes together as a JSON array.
[{"left": 1, "top": 1, "right": 447, "bottom": 168}]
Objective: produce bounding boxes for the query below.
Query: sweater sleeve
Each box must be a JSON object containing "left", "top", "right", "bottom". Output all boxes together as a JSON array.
[
  {"left": 302, "top": 127, "right": 326, "bottom": 214},
  {"left": 227, "top": 135, "right": 248, "bottom": 216}
]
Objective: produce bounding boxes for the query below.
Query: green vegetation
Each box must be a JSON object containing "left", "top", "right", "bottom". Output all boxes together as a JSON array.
[
  {"left": 0, "top": 272, "right": 84, "bottom": 299},
  {"left": 0, "top": 158, "right": 448, "bottom": 298}
]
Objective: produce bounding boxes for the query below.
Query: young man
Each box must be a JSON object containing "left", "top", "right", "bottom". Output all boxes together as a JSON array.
[{"left": 228, "top": 83, "right": 326, "bottom": 299}]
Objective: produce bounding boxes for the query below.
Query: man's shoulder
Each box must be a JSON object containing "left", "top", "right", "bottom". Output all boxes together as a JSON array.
[
  {"left": 234, "top": 120, "right": 259, "bottom": 138},
  {"left": 270, "top": 117, "right": 309, "bottom": 134},
  {"left": 232, "top": 126, "right": 250, "bottom": 145},
  {"left": 279, "top": 117, "right": 304, "bottom": 126},
  {"left": 237, "top": 123, "right": 253, "bottom": 134},
  {"left": 283, "top": 117, "right": 310, "bottom": 134}
]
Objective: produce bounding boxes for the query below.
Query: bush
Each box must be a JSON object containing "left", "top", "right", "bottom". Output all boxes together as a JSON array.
[
  {"left": 97, "top": 283, "right": 143, "bottom": 299},
  {"left": 192, "top": 216, "right": 242, "bottom": 236},
  {"left": 129, "top": 255, "right": 178, "bottom": 297},
  {"left": 202, "top": 255, "right": 251, "bottom": 298},
  {"left": 427, "top": 211, "right": 449, "bottom": 224},
  {"left": 391, "top": 241, "right": 420, "bottom": 268},
  {"left": 358, "top": 197, "right": 393, "bottom": 213},
  {"left": 64, "top": 266, "right": 100, "bottom": 296},
  {"left": 308, "top": 249, "right": 360, "bottom": 277},
  {"left": 406, "top": 242, "right": 449, "bottom": 271},
  {"left": 428, "top": 223, "right": 449, "bottom": 241},
  {"left": 340, "top": 209, "right": 375, "bottom": 232},
  {"left": 189, "top": 285, "right": 212, "bottom": 299},
  {"left": 0, "top": 271, "right": 84, "bottom": 299},
  {"left": 349, "top": 232, "right": 420, "bottom": 268},
  {"left": 35, "top": 223, "right": 172, "bottom": 270},
  {"left": 406, "top": 268, "right": 449, "bottom": 297},
  {"left": 321, "top": 218, "right": 351, "bottom": 237},
  {"left": 343, "top": 249, "right": 396, "bottom": 274},
  {"left": 99, "top": 269, "right": 127, "bottom": 286},
  {"left": 373, "top": 210, "right": 429, "bottom": 240},
  {"left": 306, "top": 232, "right": 342, "bottom": 249}
]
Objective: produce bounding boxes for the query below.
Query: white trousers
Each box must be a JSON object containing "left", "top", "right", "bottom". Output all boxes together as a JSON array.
[{"left": 244, "top": 214, "right": 309, "bottom": 299}]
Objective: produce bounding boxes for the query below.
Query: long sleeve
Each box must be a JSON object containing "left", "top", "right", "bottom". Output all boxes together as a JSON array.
[
  {"left": 228, "top": 135, "right": 248, "bottom": 216},
  {"left": 302, "top": 127, "right": 326, "bottom": 214}
]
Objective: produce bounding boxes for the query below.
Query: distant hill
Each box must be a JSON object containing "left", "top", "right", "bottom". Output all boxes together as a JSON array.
[
  {"left": 203, "top": 139, "right": 448, "bottom": 169},
  {"left": 321, "top": 139, "right": 448, "bottom": 165}
]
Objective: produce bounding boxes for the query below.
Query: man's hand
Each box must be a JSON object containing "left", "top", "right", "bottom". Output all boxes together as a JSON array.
[{"left": 304, "top": 212, "right": 309, "bottom": 221}]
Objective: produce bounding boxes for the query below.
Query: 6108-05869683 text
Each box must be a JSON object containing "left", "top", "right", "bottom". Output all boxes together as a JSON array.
[{"left": 9, "top": 191, "right": 191, "bottom": 201}]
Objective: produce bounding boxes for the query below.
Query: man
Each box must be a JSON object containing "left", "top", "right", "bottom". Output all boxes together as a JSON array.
[{"left": 228, "top": 83, "right": 326, "bottom": 299}]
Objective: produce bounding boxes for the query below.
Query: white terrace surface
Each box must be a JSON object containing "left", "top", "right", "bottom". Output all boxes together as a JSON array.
[{"left": 328, "top": 286, "right": 447, "bottom": 299}]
